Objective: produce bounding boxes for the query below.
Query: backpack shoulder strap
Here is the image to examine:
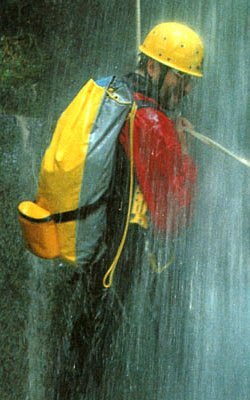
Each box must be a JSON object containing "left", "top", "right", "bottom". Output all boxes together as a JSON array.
[
  {"left": 136, "top": 99, "right": 160, "bottom": 110},
  {"left": 102, "top": 101, "right": 137, "bottom": 288}
]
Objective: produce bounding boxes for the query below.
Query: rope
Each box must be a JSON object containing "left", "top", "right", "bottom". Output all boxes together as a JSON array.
[
  {"left": 102, "top": 103, "right": 137, "bottom": 288},
  {"left": 136, "top": 0, "right": 141, "bottom": 58},
  {"left": 185, "top": 128, "right": 250, "bottom": 168},
  {"left": 148, "top": 252, "right": 175, "bottom": 274}
]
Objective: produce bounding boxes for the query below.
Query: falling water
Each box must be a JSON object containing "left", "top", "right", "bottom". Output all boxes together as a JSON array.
[{"left": 1, "top": 0, "right": 249, "bottom": 399}]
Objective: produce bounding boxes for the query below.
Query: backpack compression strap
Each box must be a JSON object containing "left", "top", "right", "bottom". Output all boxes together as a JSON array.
[
  {"left": 51, "top": 197, "right": 107, "bottom": 223},
  {"left": 17, "top": 197, "right": 107, "bottom": 224}
]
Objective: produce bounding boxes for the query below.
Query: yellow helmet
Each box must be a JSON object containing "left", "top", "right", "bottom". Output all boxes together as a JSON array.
[{"left": 139, "top": 22, "right": 204, "bottom": 77}]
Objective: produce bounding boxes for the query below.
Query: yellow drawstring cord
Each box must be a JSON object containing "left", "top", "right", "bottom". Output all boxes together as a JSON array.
[{"left": 102, "top": 102, "right": 137, "bottom": 288}]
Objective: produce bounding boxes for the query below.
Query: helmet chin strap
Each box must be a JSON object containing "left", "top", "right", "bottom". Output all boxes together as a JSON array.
[
  {"left": 142, "top": 64, "right": 170, "bottom": 104},
  {"left": 158, "top": 65, "right": 170, "bottom": 91}
]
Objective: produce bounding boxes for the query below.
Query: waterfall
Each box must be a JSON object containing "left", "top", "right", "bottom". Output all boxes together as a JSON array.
[{"left": 1, "top": 0, "right": 249, "bottom": 399}]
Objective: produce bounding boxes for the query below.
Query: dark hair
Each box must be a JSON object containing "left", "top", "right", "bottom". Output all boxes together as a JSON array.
[
  {"left": 134, "top": 53, "right": 171, "bottom": 104},
  {"left": 137, "top": 53, "right": 151, "bottom": 72},
  {"left": 137, "top": 52, "right": 170, "bottom": 77}
]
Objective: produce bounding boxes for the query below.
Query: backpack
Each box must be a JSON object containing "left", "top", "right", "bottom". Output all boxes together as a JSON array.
[{"left": 18, "top": 76, "right": 137, "bottom": 287}]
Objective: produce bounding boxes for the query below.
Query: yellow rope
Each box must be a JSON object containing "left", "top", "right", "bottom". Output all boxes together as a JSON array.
[
  {"left": 102, "top": 102, "right": 137, "bottom": 288},
  {"left": 148, "top": 252, "right": 175, "bottom": 274}
]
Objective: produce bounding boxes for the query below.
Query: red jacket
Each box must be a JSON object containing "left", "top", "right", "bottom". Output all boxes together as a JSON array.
[{"left": 119, "top": 92, "right": 197, "bottom": 235}]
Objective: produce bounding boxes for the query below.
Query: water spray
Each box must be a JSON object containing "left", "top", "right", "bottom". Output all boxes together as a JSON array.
[{"left": 185, "top": 128, "right": 250, "bottom": 168}]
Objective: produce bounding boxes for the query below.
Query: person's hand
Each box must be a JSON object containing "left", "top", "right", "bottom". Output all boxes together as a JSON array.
[{"left": 175, "top": 117, "right": 194, "bottom": 154}]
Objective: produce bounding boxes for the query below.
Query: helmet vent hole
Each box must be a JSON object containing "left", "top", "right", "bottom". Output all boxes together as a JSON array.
[
  {"left": 159, "top": 53, "right": 162, "bottom": 57},
  {"left": 180, "top": 44, "right": 184, "bottom": 48},
  {"left": 163, "top": 37, "right": 167, "bottom": 40}
]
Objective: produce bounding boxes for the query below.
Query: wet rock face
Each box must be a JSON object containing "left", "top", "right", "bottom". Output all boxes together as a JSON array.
[
  {"left": 0, "top": 114, "right": 47, "bottom": 400},
  {"left": 0, "top": 115, "right": 29, "bottom": 400}
]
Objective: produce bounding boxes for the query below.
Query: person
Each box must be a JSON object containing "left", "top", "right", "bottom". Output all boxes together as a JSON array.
[
  {"left": 121, "top": 21, "right": 203, "bottom": 236},
  {"left": 55, "top": 22, "right": 204, "bottom": 399}
]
